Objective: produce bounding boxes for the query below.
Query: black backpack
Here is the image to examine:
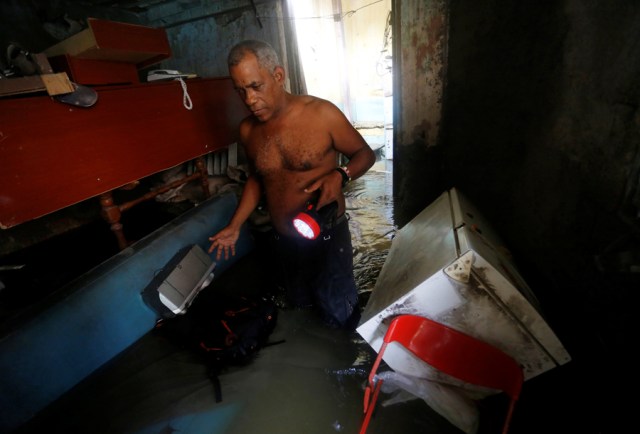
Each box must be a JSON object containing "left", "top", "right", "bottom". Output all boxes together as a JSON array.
[{"left": 152, "top": 291, "right": 282, "bottom": 402}]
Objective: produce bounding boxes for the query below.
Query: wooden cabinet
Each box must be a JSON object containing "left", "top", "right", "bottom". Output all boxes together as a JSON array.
[{"left": 0, "top": 77, "right": 248, "bottom": 247}]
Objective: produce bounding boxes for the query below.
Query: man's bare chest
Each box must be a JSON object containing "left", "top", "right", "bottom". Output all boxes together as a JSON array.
[{"left": 250, "top": 130, "right": 332, "bottom": 174}]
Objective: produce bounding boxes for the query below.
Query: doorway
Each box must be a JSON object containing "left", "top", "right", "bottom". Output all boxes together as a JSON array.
[{"left": 289, "top": 0, "right": 393, "bottom": 160}]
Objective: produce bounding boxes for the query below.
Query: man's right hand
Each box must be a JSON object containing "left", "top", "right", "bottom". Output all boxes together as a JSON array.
[{"left": 208, "top": 225, "right": 240, "bottom": 260}]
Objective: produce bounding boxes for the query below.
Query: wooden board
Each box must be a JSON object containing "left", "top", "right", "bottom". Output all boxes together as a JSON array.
[
  {"left": 0, "top": 53, "right": 70, "bottom": 97},
  {"left": 41, "top": 73, "right": 75, "bottom": 95}
]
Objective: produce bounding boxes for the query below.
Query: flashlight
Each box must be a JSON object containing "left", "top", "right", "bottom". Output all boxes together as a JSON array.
[{"left": 292, "top": 199, "right": 338, "bottom": 240}]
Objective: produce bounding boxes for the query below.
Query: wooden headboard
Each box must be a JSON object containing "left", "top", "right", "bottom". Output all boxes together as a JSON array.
[{"left": 0, "top": 77, "right": 248, "bottom": 231}]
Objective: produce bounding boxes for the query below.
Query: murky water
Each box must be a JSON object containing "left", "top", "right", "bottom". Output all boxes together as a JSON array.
[
  {"left": 14, "top": 157, "right": 468, "bottom": 434},
  {"left": 346, "top": 159, "right": 396, "bottom": 298}
]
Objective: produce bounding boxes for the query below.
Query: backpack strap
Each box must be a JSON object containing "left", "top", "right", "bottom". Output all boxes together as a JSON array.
[{"left": 206, "top": 368, "right": 223, "bottom": 403}]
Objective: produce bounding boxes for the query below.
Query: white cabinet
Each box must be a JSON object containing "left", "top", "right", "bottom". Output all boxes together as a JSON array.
[{"left": 357, "top": 188, "right": 571, "bottom": 382}]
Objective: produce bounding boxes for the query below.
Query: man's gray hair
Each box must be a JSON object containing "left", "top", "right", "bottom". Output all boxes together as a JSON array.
[{"left": 228, "top": 39, "right": 281, "bottom": 73}]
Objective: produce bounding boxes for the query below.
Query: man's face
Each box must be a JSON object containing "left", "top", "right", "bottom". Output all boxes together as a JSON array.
[{"left": 230, "top": 53, "right": 283, "bottom": 122}]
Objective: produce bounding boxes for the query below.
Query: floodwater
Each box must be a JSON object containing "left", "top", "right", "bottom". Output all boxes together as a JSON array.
[
  {"left": 10, "top": 156, "right": 601, "bottom": 434},
  {"left": 15, "top": 158, "right": 461, "bottom": 434},
  {"left": 347, "top": 159, "right": 396, "bottom": 298}
]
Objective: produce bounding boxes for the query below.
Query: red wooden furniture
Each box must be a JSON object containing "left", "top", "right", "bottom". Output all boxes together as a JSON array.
[
  {"left": 361, "top": 314, "right": 524, "bottom": 434},
  {"left": 0, "top": 77, "right": 248, "bottom": 249},
  {"left": 48, "top": 55, "right": 141, "bottom": 86},
  {"left": 44, "top": 17, "right": 172, "bottom": 68}
]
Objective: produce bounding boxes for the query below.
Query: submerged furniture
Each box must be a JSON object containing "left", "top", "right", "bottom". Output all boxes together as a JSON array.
[
  {"left": 0, "top": 192, "right": 254, "bottom": 433},
  {"left": 360, "top": 314, "right": 524, "bottom": 434},
  {"left": 357, "top": 188, "right": 571, "bottom": 383}
]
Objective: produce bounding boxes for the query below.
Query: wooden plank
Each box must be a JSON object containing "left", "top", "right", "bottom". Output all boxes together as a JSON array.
[
  {"left": 0, "top": 77, "right": 248, "bottom": 229},
  {"left": 0, "top": 76, "right": 45, "bottom": 97},
  {"left": 0, "top": 55, "right": 71, "bottom": 97},
  {"left": 41, "top": 72, "right": 75, "bottom": 95},
  {"left": 33, "top": 52, "right": 54, "bottom": 74}
]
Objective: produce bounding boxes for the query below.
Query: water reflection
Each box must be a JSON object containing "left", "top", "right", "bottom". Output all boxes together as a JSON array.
[{"left": 346, "top": 159, "right": 396, "bottom": 297}]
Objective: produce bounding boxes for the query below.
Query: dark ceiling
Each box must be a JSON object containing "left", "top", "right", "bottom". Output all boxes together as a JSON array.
[{"left": 69, "top": 0, "right": 176, "bottom": 13}]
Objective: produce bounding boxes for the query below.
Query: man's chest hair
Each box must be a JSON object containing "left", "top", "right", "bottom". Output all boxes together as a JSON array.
[{"left": 251, "top": 133, "right": 333, "bottom": 173}]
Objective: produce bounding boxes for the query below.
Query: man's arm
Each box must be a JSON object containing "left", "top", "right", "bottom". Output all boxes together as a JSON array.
[
  {"left": 305, "top": 99, "right": 376, "bottom": 209},
  {"left": 208, "top": 174, "right": 262, "bottom": 260},
  {"left": 321, "top": 100, "right": 375, "bottom": 176}
]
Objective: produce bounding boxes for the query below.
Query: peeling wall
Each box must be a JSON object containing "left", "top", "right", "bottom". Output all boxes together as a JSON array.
[{"left": 392, "top": 0, "right": 448, "bottom": 225}]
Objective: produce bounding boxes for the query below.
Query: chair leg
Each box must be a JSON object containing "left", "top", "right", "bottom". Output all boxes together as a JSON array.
[
  {"left": 501, "top": 399, "right": 517, "bottom": 434},
  {"left": 360, "top": 379, "right": 383, "bottom": 434},
  {"left": 364, "top": 342, "right": 388, "bottom": 413}
]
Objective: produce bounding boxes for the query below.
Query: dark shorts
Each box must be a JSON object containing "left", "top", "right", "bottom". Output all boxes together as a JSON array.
[{"left": 269, "top": 215, "right": 359, "bottom": 329}]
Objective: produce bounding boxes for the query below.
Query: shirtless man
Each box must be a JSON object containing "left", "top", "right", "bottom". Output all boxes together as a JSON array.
[{"left": 208, "top": 40, "right": 375, "bottom": 329}]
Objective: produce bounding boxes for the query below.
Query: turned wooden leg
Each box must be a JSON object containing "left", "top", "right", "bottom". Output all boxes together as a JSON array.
[
  {"left": 99, "top": 192, "right": 128, "bottom": 250},
  {"left": 195, "top": 156, "right": 210, "bottom": 198}
]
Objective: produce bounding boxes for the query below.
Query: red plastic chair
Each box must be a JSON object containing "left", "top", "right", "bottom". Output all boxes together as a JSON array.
[{"left": 360, "top": 314, "right": 524, "bottom": 434}]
